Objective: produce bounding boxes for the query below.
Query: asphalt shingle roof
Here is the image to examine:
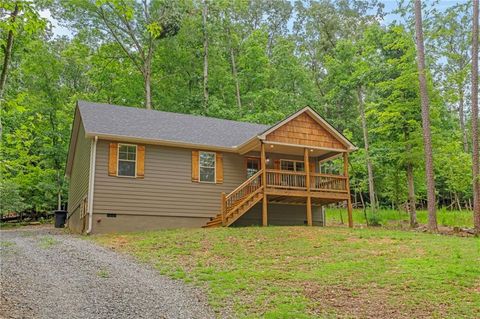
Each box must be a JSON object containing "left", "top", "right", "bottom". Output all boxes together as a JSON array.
[{"left": 78, "top": 100, "right": 269, "bottom": 148}]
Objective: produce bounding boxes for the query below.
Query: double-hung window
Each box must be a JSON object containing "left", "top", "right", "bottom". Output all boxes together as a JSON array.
[
  {"left": 280, "top": 159, "right": 304, "bottom": 172},
  {"left": 199, "top": 151, "right": 216, "bottom": 182},
  {"left": 118, "top": 144, "right": 137, "bottom": 177},
  {"left": 246, "top": 157, "right": 260, "bottom": 178}
]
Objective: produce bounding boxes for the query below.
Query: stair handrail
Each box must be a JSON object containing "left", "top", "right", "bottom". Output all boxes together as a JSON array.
[{"left": 222, "top": 169, "right": 263, "bottom": 223}]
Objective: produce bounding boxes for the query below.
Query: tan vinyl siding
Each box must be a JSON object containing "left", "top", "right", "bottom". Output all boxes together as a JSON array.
[
  {"left": 91, "top": 140, "right": 323, "bottom": 232},
  {"left": 93, "top": 141, "right": 246, "bottom": 221},
  {"left": 67, "top": 122, "right": 90, "bottom": 233}
]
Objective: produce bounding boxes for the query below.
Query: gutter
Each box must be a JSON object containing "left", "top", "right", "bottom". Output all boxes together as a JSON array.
[{"left": 86, "top": 136, "right": 98, "bottom": 235}]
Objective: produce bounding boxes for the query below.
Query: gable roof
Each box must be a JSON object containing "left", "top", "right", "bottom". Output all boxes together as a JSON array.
[
  {"left": 67, "top": 101, "right": 356, "bottom": 177},
  {"left": 256, "top": 106, "right": 356, "bottom": 150},
  {"left": 77, "top": 100, "right": 269, "bottom": 149}
]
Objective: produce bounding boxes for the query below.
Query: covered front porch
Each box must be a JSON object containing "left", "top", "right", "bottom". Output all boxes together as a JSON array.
[
  {"left": 205, "top": 141, "right": 353, "bottom": 228},
  {"left": 204, "top": 107, "right": 356, "bottom": 228}
]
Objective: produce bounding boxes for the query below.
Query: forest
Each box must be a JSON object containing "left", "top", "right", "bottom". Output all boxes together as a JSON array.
[{"left": 1, "top": 0, "right": 479, "bottom": 231}]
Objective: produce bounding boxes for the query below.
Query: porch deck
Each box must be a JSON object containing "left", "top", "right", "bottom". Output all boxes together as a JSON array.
[{"left": 204, "top": 149, "right": 353, "bottom": 229}]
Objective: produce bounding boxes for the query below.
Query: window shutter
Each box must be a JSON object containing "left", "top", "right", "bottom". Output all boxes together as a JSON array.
[
  {"left": 216, "top": 152, "right": 223, "bottom": 184},
  {"left": 137, "top": 145, "right": 145, "bottom": 178},
  {"left": 108, "top": 143, "right": 118, "bottom": 176},
  {"left": 192, "top": 150, "right": 199, "bottom": 182}
]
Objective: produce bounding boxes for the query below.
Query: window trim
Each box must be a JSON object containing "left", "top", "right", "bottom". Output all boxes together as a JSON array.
[
  {"left": 199, "top": 151, "right": 216, "bottom": 183},
  {"left": 280, "top": 159, "right": 305, "bottom": 172},
  {"left": 117, "top": 143, "right": 137, "bottom": 178}
]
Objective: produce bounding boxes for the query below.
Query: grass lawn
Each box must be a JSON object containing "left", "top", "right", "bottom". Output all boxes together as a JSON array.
[
  {"left": 326, "top": 208, "right": 474, "bottom": 228},
  {"left": 93, "top": 227, "right": 480, "bottom": 318}
]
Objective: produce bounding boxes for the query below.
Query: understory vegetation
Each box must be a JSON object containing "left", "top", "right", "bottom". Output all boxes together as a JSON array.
[
  {"left": 93, "top": 227, "right": 480, "bottom": 318},
  {"left": 326, "top": 208, "right": 474, "bottom": 228}
]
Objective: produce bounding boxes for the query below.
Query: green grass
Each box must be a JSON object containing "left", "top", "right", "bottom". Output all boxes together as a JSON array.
[
  {"left": 39, "top": 236, "right": 58, "bottom": 248},
  {"left": 97, "top": 268, "right": 110, "bottom": 278},
  {"left": 0, "top": 240, "right": 15, "bottom": 248},
  {"left": 93, "top": 227, "right": 480, "bottom": 318},
  {"left": 326, "top": 208, "right": 474, "bottom": 228}
]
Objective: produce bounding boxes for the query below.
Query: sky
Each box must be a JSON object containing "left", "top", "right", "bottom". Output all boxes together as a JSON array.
[{"left": 41, "top": 0, "right": 469, "bottom": 38}]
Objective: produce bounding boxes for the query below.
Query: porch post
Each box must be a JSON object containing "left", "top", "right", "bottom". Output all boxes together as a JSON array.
[
  {"left": 343, "top": 152, "right": 353, "bottom": 228},
  {"left": 261, "top": 142, "right": 268, "bottom": 226},
  {"left": 304, "top": 148, "right": 312, "bottom": 226}
]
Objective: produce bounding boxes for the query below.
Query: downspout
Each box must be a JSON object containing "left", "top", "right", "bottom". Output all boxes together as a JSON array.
[{"left": 86, "top": 136, "right": 98, "bottom": 234}]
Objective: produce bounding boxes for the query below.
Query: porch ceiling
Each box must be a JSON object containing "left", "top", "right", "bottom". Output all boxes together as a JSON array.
[{"left": 243, "top": 139, "right": 345, "bottom": 161}]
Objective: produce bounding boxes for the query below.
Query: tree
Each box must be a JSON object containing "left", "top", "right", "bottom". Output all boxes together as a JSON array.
[
  {"left": 472, "top": 0, "right": 480, "bottom": 232},
  {"left": 369, "top": 26, "right": 426, "bottom": 227},
  {"left": 56, "top": 0, "right": 182, "bottom": 109},
  {"left": 202, "top": 0, "right": 209, "bottom": 108},
  {"left": 0, "top": 1, "right": 45, "bottom": 137},
  {"left": 414, "top": 0, "right": 437, "bottom": 231},
  {"left": 430, "top": 3, "right": 472, "bottom": 152}
]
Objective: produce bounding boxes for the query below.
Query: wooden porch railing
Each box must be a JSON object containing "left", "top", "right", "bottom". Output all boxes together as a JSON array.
[
  {"left": 265, "top": 169, "right": 347, "bottom": 193},
  {"left": 219, "top": 169, "right": 348, "bottom": 225},
  {"left": 266, "top": 169, "right": 306, "bottom": 189},
  {"left": 310, "top": 173, "right": 347, "bottom": 192}
]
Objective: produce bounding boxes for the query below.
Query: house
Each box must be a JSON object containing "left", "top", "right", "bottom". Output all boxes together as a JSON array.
[{"left": 66, "top": 100, "right": 357, "bottom": 234}]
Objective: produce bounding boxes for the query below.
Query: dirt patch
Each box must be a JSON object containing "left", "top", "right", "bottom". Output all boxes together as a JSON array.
[{"left": 302, "top": 281, "right": 446, "bottom": 319}]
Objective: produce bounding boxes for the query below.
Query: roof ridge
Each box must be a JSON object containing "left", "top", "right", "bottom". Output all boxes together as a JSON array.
[{"left": 77, "top": 100, "right": 269, "bottom": 128}]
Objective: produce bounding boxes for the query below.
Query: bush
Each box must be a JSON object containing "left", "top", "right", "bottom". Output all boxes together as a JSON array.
[{"left": 0, "top": 181, "right": 27, "bottom": 216}]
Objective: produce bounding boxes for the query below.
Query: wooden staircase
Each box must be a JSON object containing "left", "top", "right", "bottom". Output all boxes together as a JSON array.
[{"left": 203, "top": 170, "right": 264, "bottom": 228}]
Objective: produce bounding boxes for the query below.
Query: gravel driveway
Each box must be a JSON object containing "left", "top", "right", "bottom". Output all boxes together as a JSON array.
[{"left": 0, "top": 226, "right": 215, "bottom": 319}]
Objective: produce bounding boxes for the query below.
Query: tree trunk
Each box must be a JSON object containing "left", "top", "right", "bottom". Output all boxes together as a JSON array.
[
  {"left": 404, "top": 129, "right": 418, "bottom": 227},
  {"left": 226, "top": 22, "right": 241, "bottom": 109},
  {"left": 406, "top": 162, "right": 418, "bottom": 228},
  {"left": 0, "top": 3, "right": 19, "bottom": 138},
  {"left": 230, "top": 46, "right": 242, "bottom": 109},
  {"left": 472, "top": 0, "right": 480, "bottom": 232},
  {"left": 454, "top": 192, "right": 462, "bottom": 211},
  {"left": 144, "top": 70, "right": 152, "bottom": 110},
  {"left": 459, "top": 87, "right": 468, "bottom": 152},
  {"left": 357, "top": 87, "right": 376, "bottom": 212},
  {"left": 414, "top": 0, "right": 438, "bottom": 232},
  {"left": 202, "top": 0, "right": 209, "bottom": 108}
]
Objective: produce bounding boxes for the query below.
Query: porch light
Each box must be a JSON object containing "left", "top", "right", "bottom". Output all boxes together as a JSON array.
[
  {"left": 270, "top": 144, "right": 274, "bottom": 148},
  {"left": 310, "top": 149, "right": 314, "bottom": 152},
  {"left": 266, "top": 157, "right": 270, "bottom": 164}
]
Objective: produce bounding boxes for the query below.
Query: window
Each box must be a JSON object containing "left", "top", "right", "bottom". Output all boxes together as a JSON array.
[
  {"left": 118, "top": 144, "right": 136, "bottom": 177},
  {"left": 280, "top": 159, "right": 304, "bottom": 172},
  {"left": 246, "top": 157, "right": 260, "bottom": 178},
  {"left": 199, "top": 151, "right": 216, "bottom": 182}
]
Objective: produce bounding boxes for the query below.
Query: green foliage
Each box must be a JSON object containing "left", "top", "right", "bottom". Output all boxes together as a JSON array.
[
  {"left": 327, "top": 208, "right": 474, "bottom": 228},
  {"left": 0, "top": 180, "right": 26, "bottom": 216}
]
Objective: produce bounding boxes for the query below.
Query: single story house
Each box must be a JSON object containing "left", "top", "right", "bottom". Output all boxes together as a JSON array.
[{"left": 66, "top": 101, "right": 356, "bottom": 234}]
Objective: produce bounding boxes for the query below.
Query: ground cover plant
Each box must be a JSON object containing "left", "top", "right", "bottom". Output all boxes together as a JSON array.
[
  {"left": 326, "top": 208, "right": 474, "bottom": 228},
  {"left": 93, "top": 227, "right": 480, "bottom": 318}
]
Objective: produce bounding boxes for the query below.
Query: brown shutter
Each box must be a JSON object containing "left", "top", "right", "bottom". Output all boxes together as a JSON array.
[
  {"left": 108, "top": 143, "right": 118, "bottom": 176},
  {"left": 216, "top": 152, "right": 223, "bottom": 183},
  {"left": 136, "top": 145, "right": 145, "bottom": 178},
  {"left": 192, "top": 150, "right": 199, "bottom": 182}
]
